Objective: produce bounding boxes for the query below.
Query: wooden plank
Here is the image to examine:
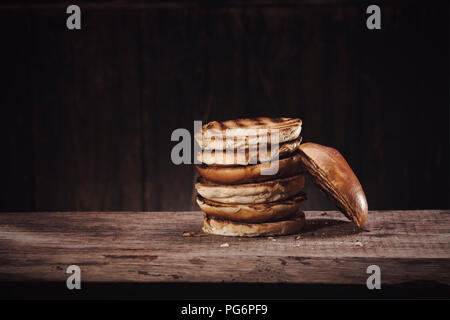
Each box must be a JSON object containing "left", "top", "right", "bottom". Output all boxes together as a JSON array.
[
  {"left": 0, "top": 210, "right": 448, "bottom": 285},
  {"left": 30, "top": 9, "right": 143, "bottom": 211},
  {"left": 139, "top": 8, "right": 209, "bottom": 211},
  {"left": 356, "top": 4, "right": 449, "bottom": 210},
  {"left": 0, "top": 3, "right": 447, "bottom": 213},
  {"left": 0, "top": 11, "right": 35, "bottom": 211},
  {"left": 0, "top": 1, "right": 408, "bottom": 10}
]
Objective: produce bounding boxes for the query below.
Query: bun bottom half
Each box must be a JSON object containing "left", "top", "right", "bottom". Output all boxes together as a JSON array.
[
  {"left": 202, "top": 211, "right": 305, "bottom": 237},
  {"left": 196, "top": 152, "right": 303, "bottom": 185}
]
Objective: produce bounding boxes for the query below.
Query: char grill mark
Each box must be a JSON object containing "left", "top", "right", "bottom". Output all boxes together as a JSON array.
[
  {"left": 254, "top": 118, "right": 264, "bottom": 125},
  {"left": 236, "top": 119, "right": 245, "bottom": 127},
  {"left": 218, "top": 121, "right": 227, "bottom": 130}
]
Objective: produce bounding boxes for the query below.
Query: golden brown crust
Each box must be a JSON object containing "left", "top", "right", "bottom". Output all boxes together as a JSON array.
[
  {"left": 196, "top": 193, "right": 306, "bottom": 223},
  {"left": 202, "top": 211, "right": 306, "bottom": 237},
  {"left": 196, "top": 153, "right": 303, "bottom": 185},
  {"left": 195, "top": 117, "right": 302, "bottom": 150},
  {"left": 197, "top": 137, "right": 302, "bottom": 166},
  {"left": 298, "top": 142, "right": 368, "bottom": 227},
  {"left": 195, "top": 174, "right": 305, "bottom": 204}
]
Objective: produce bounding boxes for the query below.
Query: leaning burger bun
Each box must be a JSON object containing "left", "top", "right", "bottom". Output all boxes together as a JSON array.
[
  {"left": 196, "top": 193, "right": 306, "bottom": 223},
  {"left": 298, "top": 142, "right": 368, "bottom": 227},
  {"left": 195, "top": 174, "right": 305, "bottom": 204},
  {"left": 196, "top": 152, "right": 303, "bottom": 185},
  {"left": 202, "top": 211, "right": 306, "bottom": 237},
  {"left": 196, "top": 117, "right": 302, "bottom": 150}
]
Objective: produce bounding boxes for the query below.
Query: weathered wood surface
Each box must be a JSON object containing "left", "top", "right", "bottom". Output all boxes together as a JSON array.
[{"left": 0, "top": 210, "right": 448, "bottom": 286}]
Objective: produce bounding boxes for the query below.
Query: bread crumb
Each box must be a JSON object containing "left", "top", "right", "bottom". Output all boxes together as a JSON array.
[
  {"left": 220, "top": 243, "right": 230, "bottom": 248},
  {"left": 182, "top": 232, "right": 193, "bottom": 237},
  {"left": 295, "top": 235, "right": 301, "bottom": 240},
  {"left": 355, "top": 241, "right": 363, "bottom": 247}
]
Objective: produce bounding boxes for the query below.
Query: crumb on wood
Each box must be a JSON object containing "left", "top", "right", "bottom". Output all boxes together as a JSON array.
[
  {"left": 220, "top": 243, "right": 229, "bottom": 248},
  {"left": 295, "top": 235, "right": 301, "bottom": 240},
  {"left": 182, "top": 232, "right": 194, "bottom": 237},
  {"left": 355, "top": 241, "right": 363, "bottom": 247}
]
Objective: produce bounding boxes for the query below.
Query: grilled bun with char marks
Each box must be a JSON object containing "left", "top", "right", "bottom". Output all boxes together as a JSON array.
[
  {"left": 197, "top": 137, "right": 302, "bottom": 166},
  {"left": 195, "top": 117, "right": 302, "bottom": 151}
]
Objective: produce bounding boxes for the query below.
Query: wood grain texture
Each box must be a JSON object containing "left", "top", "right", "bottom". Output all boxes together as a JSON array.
[
  {"left": 0, "top": 0, "right": 406, "bottom": 10},
  {"left": 0, "top": 11, "right": 35, "bottom": 211},
  {"left": 0, "top": 210, "right": 448, "bottom": 285},
  {"left": 29, "top": 9, "right": 143, "bottom": 211},
  {"left": 0, "top": 2, "right": 448, "bottom": 212}
]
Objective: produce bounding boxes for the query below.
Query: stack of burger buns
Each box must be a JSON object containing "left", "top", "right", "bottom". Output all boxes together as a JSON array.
[{"left": 194, "top": 117, "right": 307, "bottom": 237}]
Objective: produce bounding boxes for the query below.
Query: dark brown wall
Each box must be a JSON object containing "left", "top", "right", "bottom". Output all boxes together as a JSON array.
[{"left": 0, "top": 1, "right": 448, "bottom": 212}]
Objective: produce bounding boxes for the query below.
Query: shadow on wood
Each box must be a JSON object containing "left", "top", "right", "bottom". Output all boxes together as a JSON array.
[{"left": 301, "top": 218, "right": 362, "bottom": 238}]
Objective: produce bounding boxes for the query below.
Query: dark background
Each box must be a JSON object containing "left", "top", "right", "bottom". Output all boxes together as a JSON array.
[{"left": 0, "top": 0, "right": 448, "bottom": 212}]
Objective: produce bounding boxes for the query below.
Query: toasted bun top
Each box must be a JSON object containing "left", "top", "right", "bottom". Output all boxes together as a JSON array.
[
  {"left": 197, "top": 137, "right": 302, "bottom": 166},
  {"left": 202, "top": 117, "right": 301, "bottom": 131},
  {"left": 195, "top": 117, "right": 302, "bottom": 150},
  {"left": 298, "top": 142, "right": 368, "bottom": 227}
]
